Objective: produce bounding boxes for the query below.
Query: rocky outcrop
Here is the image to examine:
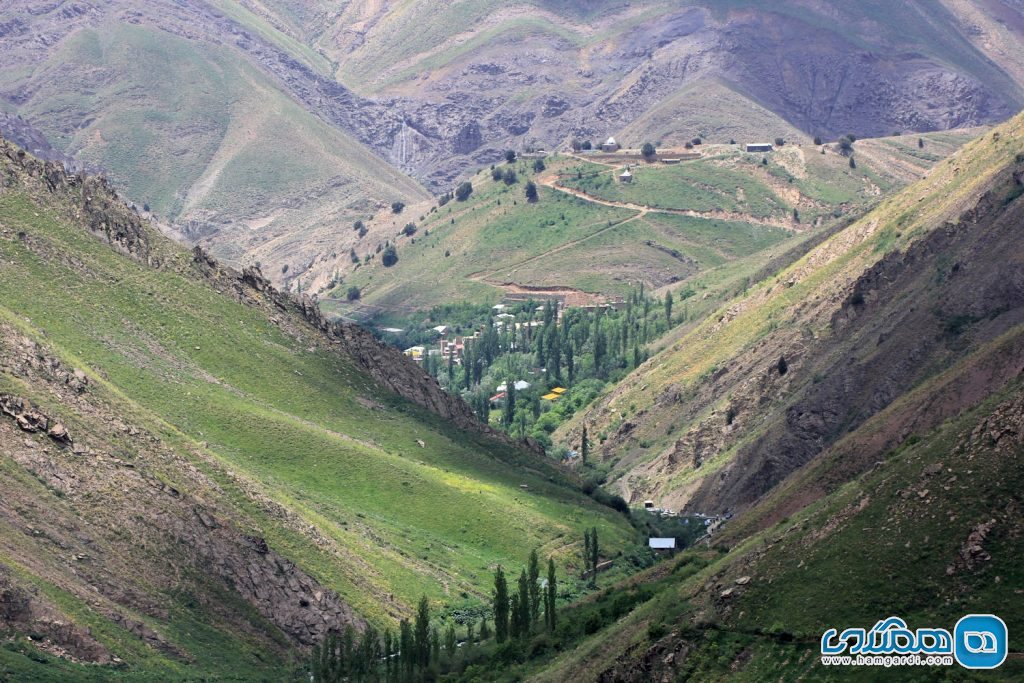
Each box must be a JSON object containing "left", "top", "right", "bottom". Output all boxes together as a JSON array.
[{"left": 1, "top": 136, "right": 157, "bottom": 266}]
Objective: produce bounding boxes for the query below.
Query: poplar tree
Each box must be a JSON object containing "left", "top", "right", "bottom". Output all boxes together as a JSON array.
[
  {"left": 414, "top": 596, "right": 430, "bottom": 671},
  {"left": 493, "top": 567, "right": 510, "bottom": 643},
  {"left": 528, "top": 549, "right": 541, "bottom": 626},
  {"left": 546, "top": 558, "right": 558, "bottom": 632}
]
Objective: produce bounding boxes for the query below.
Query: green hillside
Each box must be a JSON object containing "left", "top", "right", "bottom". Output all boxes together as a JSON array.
[
  {"left": 0, "top": 140, "right": 634, "bottom": 679},
  {"left": 331, "top": 130, "right": 976, "bottom": 316},
  {"left": 6, "top": 19, "right": 427, "bottom": 274},
  {"left": 434, "top": 106, "right": 1024, "bottom": 683}
]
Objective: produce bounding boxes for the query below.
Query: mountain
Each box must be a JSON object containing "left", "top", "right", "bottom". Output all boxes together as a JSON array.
[
  {"left": 325, "top": 129, "right": 980, "bottom": 315},
  {"left": 2, "top": 1, "right": 1024, "bottom": 283},
  {"left": 524, "top": 101, "right": 1024, "bottom": 683},
  {"left": 0, "top": 1, "right": 429, "bottom": 282},
  {"left": 0, "top": 136, "right": 635, "bottom": 678},
  {"left": 559, "top": 111, "right": 1024, "bottom": 518}
]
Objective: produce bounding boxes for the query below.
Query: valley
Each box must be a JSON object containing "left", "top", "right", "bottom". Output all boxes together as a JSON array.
[{"left": 1, "top": 2, "right": 1023, "bottom": 681}]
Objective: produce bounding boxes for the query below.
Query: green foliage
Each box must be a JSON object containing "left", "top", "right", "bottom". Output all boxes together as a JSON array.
[
  {"left": 392, "top": 201, "right": 406, "bottom": 213},
  {"left": 455, "top": 181, "right": 474, "bottom": 201},
  {"left": 525, "top": 180, "right": 538, "bottom": 202}
]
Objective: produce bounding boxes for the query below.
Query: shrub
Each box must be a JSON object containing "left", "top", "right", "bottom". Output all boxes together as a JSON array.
[
  {"left": 505, "top": 149, "right": 517, "bottom": 163},
  {"left": 381, "top": 245, "right": 398, "bottom": 267},
  {"left": 774, "top": 137, "right": 785, "bottom": 147},
  {"left": 402, "top": 222, "right": 417, "bottom": 236},
  {"left": 391, "top": 201, "right": 405, "bottom": 214},
  {"left": 641, "top": 142, "right": 656, "bottom": 159},
  {"left": 525, "top": 181, "right": 538, "bottom": 202},
  {"left": 346, "top": 286, "right": 361, "bottom": 301},
  {"left": 353, "top": 219, "right": 364, "bottom": 232},
  {"left": 503, "top": 168, "right": 518, "bottom": 185},
  {"left": 533, "top": 158, "right": 546, "bottom": 173},
  {"left": 455, "top": 181, "right": 473, "bottom": 201}
]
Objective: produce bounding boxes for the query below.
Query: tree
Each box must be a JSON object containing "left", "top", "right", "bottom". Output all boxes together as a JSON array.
[
  {"left": 505, "top": 149, "right": 517, "bottom": 163},
  {"left": 581, "top": 426, "right": 589, "bottom": 464},
  {"left": 517, "top": 569, "right": 531, "bottom": 638},
  {"left": 311, "top": 630, "right": 343, "bottom": 682},
  {"left": 813, "top": 136, "right": 822, "bottom": 145},
  {"left": 641, "top": 142, "right": 656, "bottom": 159},
  {"left": 583, "top": 528, "right": 592, "bottom": 578},
  {"left": 415, "top": 596, "right": 431, "bottom": 671},
  {"left": 589, "top": 527, "right": 599, "bottom": 588},
  {"left": 546, "top": 558, "right": 557, "bottom": 632},
  {"left": 777, "top": 355, "right": 788, "bottom": 376},
  {"left": 391, "top": 201, "right": 405, "bottom": 214},
  {"left": 838, "top": 136, "right": 854, "bottom": 154},
  {"left": 479, "top": 618, "right": 490, "bottom": 641},
  {"left": 402, "top": 222, "right": 417, "bottom": 236},
  {"left": 502, "top": 379, "right": 517, "bottom": 426},
  {"left": 849, "top": 155, "right": 857, "bottom": 169},
  {"left": 444, "top": 623, "right": 457, "bottom": 660},
  {"left": 528, "top": 549, "right": 541, "bottom": 626},
  {"left": 503, "top": 168, "right": 518, "bottom": 185},
  {"left": 774, "top": 137, "right": 785, "bottom": 147},
  {"left": 382, "top": 245, "right": 398, "bottom": 267},
  {"left": 525, "top": 180, "right": 538, "bottom": 202},
  {"left": 455, "top": 181, "right": 473, "bottom": 201},
  {"left": 353, "top": 219, "right": 364, "bottom": 232},
  {"left": 664, "top": 290, "right": 672, "bottom": 325},
  {"left": 383, "top": 629, "right": 393, "bottom": 682},
  {"left": 918, "top": 137, "right": 925, "bottom": 149},
  {"left": 533, "top": 158, "right": 546, "bottom": 173},
  {"left": 493, "top": 567, "right": 510, "bottom": 643},
  {"left": 399, "top": 619, "right": 414, "bottom": 680},
  {"left": 793, "top": 207, "right": 800, "bottom": 223},
  {"left": 581, "top": 140, "right": 592, "bottom": 151},
  {"left": 346, "top": 286, "right": 361, "bottom": 301}
]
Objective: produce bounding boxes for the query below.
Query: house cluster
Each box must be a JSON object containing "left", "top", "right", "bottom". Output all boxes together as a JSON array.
[
  {"left": 488, "top": 380, "right": 532, "bottom": 406},
  {"left": 643, "top": 500, "right": 678, "bottom": 517},
  {"left": 404, "top": 325, "right": 481, "bottom": 365}
]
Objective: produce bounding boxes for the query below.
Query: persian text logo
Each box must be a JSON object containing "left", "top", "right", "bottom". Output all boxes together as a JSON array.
[
  {"left": 954, "top": 614, "right": 1007, "bottom": 670},
  {"left": 820, "top": 615, "right": 1007, "bottom": 669}
]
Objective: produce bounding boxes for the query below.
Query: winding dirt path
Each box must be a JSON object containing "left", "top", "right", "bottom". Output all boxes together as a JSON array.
[{"left": 537, "top": 172, "right": 797, "bottom": 230}]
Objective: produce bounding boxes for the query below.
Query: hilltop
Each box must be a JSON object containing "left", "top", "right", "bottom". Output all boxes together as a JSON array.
[{"left": 0, "top": 138, "right": 636, "bottom": 679}]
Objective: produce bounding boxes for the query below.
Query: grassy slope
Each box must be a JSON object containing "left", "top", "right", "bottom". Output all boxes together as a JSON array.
[
  {"left": 554, "top": 124, "right": 999, "bottom": 472},
  {"left": 523, "top": 111, "right": 1024, "bottom": 683},
  {"left": 334, "top": 130, "right": 973, "bottom": 316},
  {"left": 0, "top": 158, "right": 634, "bottom": 675},
  {"left": 331, "top": 0, "right": 1022, "bottom": 103},
  {"left": 533, "top": 368, "right": 1024, "bottom": 681},
  {"left": 14, "top": 20, "right": 427, "bottom": 267}
]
